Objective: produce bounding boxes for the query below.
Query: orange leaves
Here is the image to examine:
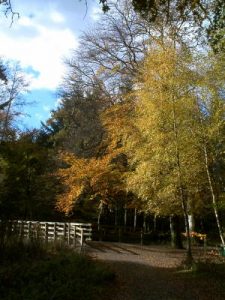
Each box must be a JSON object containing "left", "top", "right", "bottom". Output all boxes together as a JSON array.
[
  {"left": 182, "top": 231, "right": 207, "bottom": 241},
  {"left": 56, "top": 147, "right": 126, "bottom": 214},
  {"left": 55, "top": 99, "right": 130, "bottom": 215}
]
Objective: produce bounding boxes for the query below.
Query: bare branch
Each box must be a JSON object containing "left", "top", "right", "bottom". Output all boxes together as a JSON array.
[{"left": 1, "top": 0, "right": 19, "bottom": 26}]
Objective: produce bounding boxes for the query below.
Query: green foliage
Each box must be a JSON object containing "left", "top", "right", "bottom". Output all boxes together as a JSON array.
[
  {"left": 0, "top": 131, "right": 60, "bottom": 220},
  {"left": 48, "top": 86, "right": 106, "bottom": 158},
  {"left": 100, "top": 0, "right": 224, "bottom": 51},
  {"left": 179, "top": 259, "right": 225, "bottom": 281},
  {"left": 207, "top": 0, "right": 225, "bottom": 52},
  {"left": 127, "top": 0, "right": 217, "bottom": 31},
  {"left": 0, "top": 234, "right": 46, "bottom": 263},
  {"left": 99, "top": 0, "right": 110, "bottom": 13},
  {"left": 1, "top": 0, "right": 224, "bottom": 239},
  {"left": 0, "top": 237, "right": 114, "bottom": 300}
]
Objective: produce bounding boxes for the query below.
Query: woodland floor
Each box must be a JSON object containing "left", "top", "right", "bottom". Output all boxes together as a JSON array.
[{"left": 85, "top": 241, "right": 225, "bottom": 300}]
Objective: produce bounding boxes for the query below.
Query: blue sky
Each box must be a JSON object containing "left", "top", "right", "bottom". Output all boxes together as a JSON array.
[{"left": 0, "top": 0, "right": 102, "bottom": 129}]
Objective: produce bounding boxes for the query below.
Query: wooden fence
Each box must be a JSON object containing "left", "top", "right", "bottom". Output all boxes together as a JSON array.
[{"left": 4, "top": 220, "right": 92, "bottom": 246}]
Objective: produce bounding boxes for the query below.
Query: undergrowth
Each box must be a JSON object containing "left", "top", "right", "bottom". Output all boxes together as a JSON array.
[{"left": 0, "top": 235, "right": 114, "bottom": 300}]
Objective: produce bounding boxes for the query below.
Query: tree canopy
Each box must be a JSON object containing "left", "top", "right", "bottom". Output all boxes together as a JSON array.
[{"left": 0, "top": 0, "right": 225, "bottom": 261}]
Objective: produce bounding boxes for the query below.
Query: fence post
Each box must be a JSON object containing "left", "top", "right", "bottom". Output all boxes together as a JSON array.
[
  {"left": 45, "top": 223, "right": 48, "bottom": 243},
  {"left": 63, "top": 223, "right": 66, "bottom": 242},
  {"left": 28, "top": 222, "right": 31, "bottom": 240},
  {"left": 54, "top": 223, "right": 57, "bottom": 242},
  {"left": 20, "top": 221, "right": 24, "bottom": 239},
  {"left": 73, "top": 226, "right": 77, "bottom": 247},
  {"left": 13, "top": 220, "right": 18, "bottom": 235},
  {"left": 81, "top": 228, "right": 84, "bottom": 246},
  {"left": 68, "top": 223, "right": 71, "bottom": 245},
  {"left": 36, "top": 222, "right": 40, "bottom": 239}
]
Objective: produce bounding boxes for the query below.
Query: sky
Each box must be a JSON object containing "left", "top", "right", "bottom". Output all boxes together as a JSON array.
[{"left": 0, "top": 0, "right": 102, "bottom": 129}]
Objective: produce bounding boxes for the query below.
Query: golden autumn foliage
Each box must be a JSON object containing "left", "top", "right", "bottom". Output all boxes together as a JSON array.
[
  {"left": 124, "top": 44, "right": 207, "bottom": 216},
  {"left": 56, "top": 106, "right": 129, "bottom": 215}
]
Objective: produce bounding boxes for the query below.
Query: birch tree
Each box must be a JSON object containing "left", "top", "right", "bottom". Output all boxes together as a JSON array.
[
  {"left": 0, "top": 62, "right": 28, "bottom": 141},
  {"left": 194, "top": 52, "right": 225, "bottom": 245},
  {"left": 125, "top": 43, "right": 206, "bottom": 264}
]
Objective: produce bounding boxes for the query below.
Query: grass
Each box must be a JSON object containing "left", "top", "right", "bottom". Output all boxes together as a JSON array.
[
  {"left": 191, "top": 260, "right": 225, "bottom": 279},
  {"left": 176, "top": 256, "right": 225, "bottom": 298},
  {"left": 0, "top": 236, "right": 115, "bottom": 300}
]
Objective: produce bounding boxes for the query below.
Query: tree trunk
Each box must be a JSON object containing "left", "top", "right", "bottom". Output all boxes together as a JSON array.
[
  {"left": 153, "top": 214, "right": 157, "bottom": 231},
  {"left": 124, "top": 204, "right": 127, "bottom": 228},
  {"left": 143, "top": 213, "right": 147, "bottom": 233},
  {"left": 134, "top": 208, "right": 137, "bottom": 230},
  {"left": 181, "top": 194, "right": 193, "bottom": 264},
  {"left": 188, "top": 214, "right": 195, "bottom": 233},
  {"left": 195, "top": 97, "right": 225, "bottom": 246},
  {"left": 115, "top": 203, "right": 118, "bottom": 226},
  {"left": 98, "top": 201, "right": 103, "bottom": 231},
  {"left": 170, "top": 215, "right": 183, "bottom": 249},
  {"left": 172, "top": 99, "right": 193, "bottom": 265},
  {"left": 203, "top": 145, "right": 225, "bottom": 245}
]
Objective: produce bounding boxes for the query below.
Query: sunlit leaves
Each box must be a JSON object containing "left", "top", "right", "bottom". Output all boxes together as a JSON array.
[
  {"left": 55, "top": 108, "right": 128, "bottom": 215},
  {"left": 125, "top": 43, "right": 207, "bottom": 216}
]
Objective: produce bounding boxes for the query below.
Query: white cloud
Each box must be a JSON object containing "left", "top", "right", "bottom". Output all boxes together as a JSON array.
[
  {"left": 50, "top": 11, "right": 65, "bottom": 23},
  {"left": 0, "top": 13, "right": 78, "bottom": 90},
  {"left": 18, "top": 16, "right": 33, "bottom": 27},
  {"left": 0, "top": 0, "right": 100, "bottom": 128}
]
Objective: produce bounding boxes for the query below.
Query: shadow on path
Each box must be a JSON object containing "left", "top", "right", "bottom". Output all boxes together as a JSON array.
[
  {"left": 103, "top": 260, "right": 225, "bottom": 300},
  {"left": 86, "top": 242, "right": 225, "bottom": 300}
]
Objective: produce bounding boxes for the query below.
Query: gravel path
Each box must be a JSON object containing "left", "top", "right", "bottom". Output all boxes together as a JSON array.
[{"left": 85, "top": 241, "right": 225, "bottom": 300}]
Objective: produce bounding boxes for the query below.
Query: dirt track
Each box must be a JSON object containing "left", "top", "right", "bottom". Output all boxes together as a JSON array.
[{"left": 85, "top": 242, "right": 225, "bottom": 300}]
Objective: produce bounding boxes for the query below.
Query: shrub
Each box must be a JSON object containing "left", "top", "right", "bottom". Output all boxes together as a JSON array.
[{"left": 0, "top": 237, "right": 114, "bottom": 300}]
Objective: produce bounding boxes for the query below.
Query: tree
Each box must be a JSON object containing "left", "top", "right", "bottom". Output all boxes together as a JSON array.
[
  {"left": 48, "top": 84, "right": 106, "bottom": 158},
  {"left": 207, "top": 0, "right": 225, "bottom": 52},
  {"left": 0, "top": 61, "right": 7, "bottom": 83},
  {"left": 194, "top": 52, "right": 225, "bottom": 245},
  {"left": 125, "top": 43, "right": 209, "bottom": 264},
  {"left": 99, "top": 0, "right": 224, "bottom": 51},
  {"left": 55, "top": 102, "right": 129, "bottom": 222},
  {"left": 131, "top": 0, "right": 210, "bottom": 22},
  {"left": 66, "top": 0, "right": 208, "bottom": 111},
  {"left": 0, "top": 130, "right": 60, "bottom": 220},
  {"left": 0, "top": 0, "right": 19, "bottom": 25},
  {"left": 52, "top": 0, "right": 210, "bottom": 230},
  {"left": 0, "top": 61, "right": 29, "bottom": 141},
  {"left": 66, "top": 0, "right": 151, "bottom": 103}
]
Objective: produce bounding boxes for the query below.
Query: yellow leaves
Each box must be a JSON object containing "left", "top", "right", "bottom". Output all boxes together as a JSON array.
[
  {"left": 96, "top": 64, "right": 121, "bottom": 77},
  {"left": 124, "top": 44, "right": 210, "bottom": 215},
  {"left": 96, "top": 65, "right": 107, "bottom": 76},
  {"left": 138, "top": 45, "right": 195, "bottom": 106},
  {"left": 56, "top": 141, "right": 127, "bottom": 213},
  {"left": 110, "top": 64, "right": 121, "bottom": 74},
  {"left": 182, "top": 231, "right": 207, "bottom": 240},
  {"left": 101, "top": 102, "right": 133, "bottom": 151}
]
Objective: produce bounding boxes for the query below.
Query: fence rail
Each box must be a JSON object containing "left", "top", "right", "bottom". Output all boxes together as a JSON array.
[{"left": 2, "top": 220, "right": 92, "bottom": 246}]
